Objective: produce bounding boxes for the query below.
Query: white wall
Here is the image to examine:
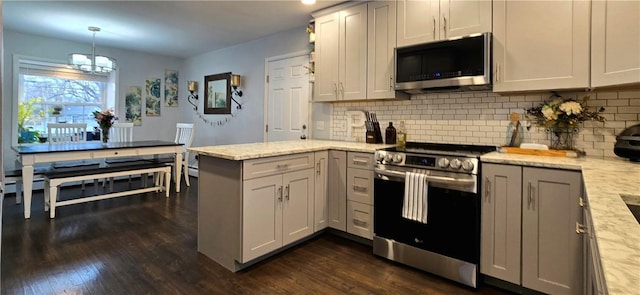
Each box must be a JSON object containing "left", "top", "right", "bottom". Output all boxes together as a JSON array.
[
  {"left": 180, "top": 26, "right": 310, "bottom": 148},
  {"left": 2, "top": 30, "right": 184, "bottom": 168}
]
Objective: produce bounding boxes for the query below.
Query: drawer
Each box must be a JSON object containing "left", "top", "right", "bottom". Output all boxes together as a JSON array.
[
  {"left": 243, "top": 153, "right": 314, "bottom": 180},
  {"left": 93, "top": 149, "right": 139, "bottom": 158},
  {"left": 347, "top": 200, "right": 373, "bottom": 240},
  {"left": 347, "top": 152, "right": 374, "bottom": 169},
  {"left": 347, "top": 167, "right": 373, "bottom": 204}
]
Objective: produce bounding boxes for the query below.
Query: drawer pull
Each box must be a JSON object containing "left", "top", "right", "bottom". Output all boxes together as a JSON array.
[
  {"left": 353, "top": 185, "right": 368, "bottom": 193},
  {"left": 276, "top": 164, "right": 290, "bottom": 169},
  {"left": 352, "top": 160, "right": 368, "bottom": 166},
  {"left": 353, "top": 219, "right": 367, "bottom": 227},
  {"left": 576, "top": 222, "right": 588, "bottom": 235}
]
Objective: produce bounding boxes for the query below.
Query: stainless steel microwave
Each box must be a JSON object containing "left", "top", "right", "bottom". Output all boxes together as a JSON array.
[{"left": 395, "top": 32, "right": 491, "bottom": 93}]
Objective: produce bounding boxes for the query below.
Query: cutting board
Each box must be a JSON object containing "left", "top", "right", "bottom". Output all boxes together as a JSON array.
[{"left": 499, "top": 146, "right": 585, "bottom": 158}]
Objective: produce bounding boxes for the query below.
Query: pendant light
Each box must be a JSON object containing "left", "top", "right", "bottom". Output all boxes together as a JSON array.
[{"left": 68, "top": 26, "right": 116, "bottom": 74}]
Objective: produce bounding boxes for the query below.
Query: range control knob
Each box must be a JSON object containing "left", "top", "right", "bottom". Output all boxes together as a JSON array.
[
  {"left": 393, "top": 154, "right": 404, "bottom": 163},
  {"left": 461, "top": 160, "right": 475, "bottom": 171},
  {"left": 437, "top": 158, "right": 450, "bottom": 168},
  {"left": 376, "top": 152, "right": 385, "bottom": 162},
  {"left": 385, "top": 153, "right": 394, "bottom": 162},
  {"left": 449, "top": 158, "right": 462, "bottom": 170}
]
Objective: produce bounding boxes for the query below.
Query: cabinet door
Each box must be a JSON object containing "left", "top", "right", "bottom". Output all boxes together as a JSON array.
[
  {"left": 397, "top": 0, "right": 439, "bottom": 47},
  {"left": 480, "top": 164, "right": 522, "bottom": 285},
  {"left": 282, "top": 168, "right": 315, "bottom": 246},
  {"left": 591, "top": 0, "right": 640, "bottom": 87},
  {"left": 440, "top": 0, "right": 491, "bottom": 39},
  {"left": 339, "top": 4, "right": 368, "bottom": 100},
  {"left": 314, "top": 151, "right": 328, "bottom": 232},
  {"left": 367, "top": 1, "right": 397, "bottom": 100},
  {"left": 328, "top": 150, "right": 347, "bottom": 231},
  {"left": 314, "top": 12, "right": 340, "bottom": 101},
  {"left": 522, "top": 168, "right": 583, "bottom": 295},
  {"left": 493, "top": 0, "right": 590, "bottom": 92},
  {"left": 242, "top": 174, "right": 282, "bottom": 262}
]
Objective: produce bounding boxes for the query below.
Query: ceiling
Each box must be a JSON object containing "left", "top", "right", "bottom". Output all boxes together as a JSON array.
[{"left": 3, "top": 0, "right": 343, "bottom": 59}]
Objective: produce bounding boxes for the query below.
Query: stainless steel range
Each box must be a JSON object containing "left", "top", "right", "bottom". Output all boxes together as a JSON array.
[{"left": 373, "top": 142, "right": 497, "bottom": 288}]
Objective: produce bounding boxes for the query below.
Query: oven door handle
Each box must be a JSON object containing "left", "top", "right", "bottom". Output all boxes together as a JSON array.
[{"left": 374, "top": 168, "right": 475, "bottom": 185}]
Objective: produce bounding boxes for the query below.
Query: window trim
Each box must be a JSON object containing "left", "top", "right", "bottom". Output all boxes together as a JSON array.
[{"left": 12, "top": 54, "right": 118, "bottom": 146}]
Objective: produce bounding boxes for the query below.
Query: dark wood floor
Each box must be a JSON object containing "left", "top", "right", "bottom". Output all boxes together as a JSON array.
[{"left": 2, "top": 177, "right": 513, "bottom": 295}]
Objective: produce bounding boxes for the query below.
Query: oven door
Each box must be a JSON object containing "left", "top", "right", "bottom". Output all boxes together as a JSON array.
[{"left": 373, "top": 167, "right": 480, "bottom": 264}]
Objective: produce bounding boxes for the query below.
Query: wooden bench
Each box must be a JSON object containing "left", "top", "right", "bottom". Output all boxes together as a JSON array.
[{"left": 44, "top": 162, "right": 171, "bottom": 218}]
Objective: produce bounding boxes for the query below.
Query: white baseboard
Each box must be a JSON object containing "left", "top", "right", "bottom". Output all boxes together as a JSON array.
[{"left": 188, "top": 166, "right": 198, "bottom": 178}]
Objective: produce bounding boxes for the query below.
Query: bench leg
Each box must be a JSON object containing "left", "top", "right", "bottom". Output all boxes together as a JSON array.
[
  {"left": 16, "top": 181, "right": 23, "bottom": 204},
  {"left": 49, "top": 184, "right": 58, "bottom": 218},
  {"left": 44, "top": 180, "right": 50, "bottom": 212},
  {"left": 164, "top": 170, "right": 171, "bottom": 198},
  {"left": 183, "top": 163, "right": 190, "bottom": 187}
]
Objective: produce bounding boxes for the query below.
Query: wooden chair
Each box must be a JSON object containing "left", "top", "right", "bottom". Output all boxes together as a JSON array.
[
  {"left": 46, "top": 123, "right": 97, "bottom": 190},
  {"left": 152, "top": 123, "right": 195, "bottom": 187},
  {"left": 47, "top": 123, "right": 88, "bottom": 143},
  {"left": 102, "top": 122, "right": 140, "bottom": 188}
]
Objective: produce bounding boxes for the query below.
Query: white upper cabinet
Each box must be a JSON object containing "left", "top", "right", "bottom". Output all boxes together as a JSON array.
[
  {"left": 314, "top": 4, "right": 367, "bottom": 101},
  {"left": 591, "top": 0, "right": 640, "bottom": 88},
  {"left": 493, "top": 0, "right": 590, "bottom": 92},
  {"left": 397, "top": 0, "right": 491, "bottom": 48},
  {"left": 367, "top": 1, "right": 409, "bottom": 100}
]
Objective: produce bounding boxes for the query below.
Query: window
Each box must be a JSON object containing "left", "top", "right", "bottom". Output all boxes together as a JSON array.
[{"left": 16, "top": 57, "right": 115, "bottom": 144}]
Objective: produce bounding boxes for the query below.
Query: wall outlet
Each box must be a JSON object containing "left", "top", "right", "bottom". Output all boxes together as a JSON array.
[{"left": 316, "top": 121, "right": 325, "bottom": 130}]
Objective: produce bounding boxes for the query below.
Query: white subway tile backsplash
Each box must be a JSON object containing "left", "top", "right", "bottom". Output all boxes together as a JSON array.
[{"left": 329, "top": 90, "right": 640, "bottom": 158}]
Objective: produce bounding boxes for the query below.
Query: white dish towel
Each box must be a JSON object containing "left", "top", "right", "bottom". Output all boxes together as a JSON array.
[{"left": 402, "top": 171, "right": 428, "bottom": 224}]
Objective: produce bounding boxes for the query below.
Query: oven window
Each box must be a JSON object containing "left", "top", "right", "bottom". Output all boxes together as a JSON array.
[{"left": 374, "top": 179, "right": 480, "bottom": 263}]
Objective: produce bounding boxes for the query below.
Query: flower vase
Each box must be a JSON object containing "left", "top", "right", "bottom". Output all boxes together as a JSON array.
[
  {"left": 101, "top": 128, "right": 110, "bottom": 145},
  {"left": 548, "top": 127, "right": 576, "bottom": 150}
]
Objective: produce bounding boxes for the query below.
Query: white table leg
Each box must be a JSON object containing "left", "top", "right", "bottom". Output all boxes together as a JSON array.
[
  {"left": 175, "top": 152, "right": 182, "bottom": 192},
  {"left": 22, "top": 165, "right": 34, "bottom": 219}
]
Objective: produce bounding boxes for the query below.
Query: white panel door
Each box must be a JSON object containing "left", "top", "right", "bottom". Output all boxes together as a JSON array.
[
  {"left": 267, "top": 54, "right": 310, "bottom": 142},
  {"left": 282, "top": 169, "right": 314, "bottom": 246},
  {"left": 242, "top": 175, "right": 282, "bottom": 262},
  {"left": 339, "top": 4, "right": 368, "bottom": 100},
  {"left": 591, "top": 0, "right": 640, "bottom": 87},
  {"left": 314, "top": 151, "right": 329, "bottom": 232},
  {"left": 441, "top": 0, "right": 491, "bottom": 39},
  {"left": 397, "top": 0, "right": 439, "bottom": 47},
  {"left": 493, "top": 0, "right": 590, "bottom": 92}
]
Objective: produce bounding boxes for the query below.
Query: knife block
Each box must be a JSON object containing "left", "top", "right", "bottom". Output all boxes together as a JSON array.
[{"left": 372, "top": 122, "right": 383, "bottom": 144}]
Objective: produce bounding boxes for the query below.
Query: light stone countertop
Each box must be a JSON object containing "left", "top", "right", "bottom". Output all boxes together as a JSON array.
[
  {"left": 188, "top": 140, "right": 393, "bottom": 160},
  {"left": 482, "top": 152, "right": 640, "bottom": 295}
]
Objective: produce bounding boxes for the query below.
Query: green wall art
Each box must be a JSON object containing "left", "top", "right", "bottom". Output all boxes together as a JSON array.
[{"left": 125, "top": 86, "right": 142, "bottom": 126}]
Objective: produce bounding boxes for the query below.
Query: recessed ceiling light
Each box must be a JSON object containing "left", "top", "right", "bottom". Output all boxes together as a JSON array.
[{"left": 302, "top": 0, "right": 316, "bottom": 5}]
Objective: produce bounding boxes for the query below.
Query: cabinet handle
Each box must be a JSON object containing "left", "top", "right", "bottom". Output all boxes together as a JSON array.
[
  {"left": 353, "top": 185, "right": 368, "bottom": 193},
  {"left": 316, "top": 162, "right": 321, "bottom": 175},
  {"left": 576, "top": 222, "right": 588, "bottom": 235},
  {"left": 442, "top": 14, "right": 447, "bottom": 38},
  {"left": 527, "top": 182, "right": 534, "bottom": 210},
  {"left": 284, "top": 184, "right": 289, "bottom": 201},
  {"left": 278, "top": 186, "right": 283, "bottom": 202},
  {"left": 484, "top": 177, "right": 491, "bottom": 203},
  {"left": 333, "top": 83, "right": 338, "bottom": 98},
  {"left": 432, "top": 17, "right": 436, "bottom": 37},
  {"left": 389, "top": 76, "right": 393, "bottom": 90},
  {"left": 353, "top": 218, "right": 367, "bottom": 227},
  {"left": 353, "top": 159, "right": 368, "bottom": 166},
  {"left": 339, "top": 82, "right": 345, "bottom": 99},
  {"left": 495, "top": 63, "right": 500, "bottom": 82},
  {"left": 276, "top": 164, "right": 289, "bottom": 169}
]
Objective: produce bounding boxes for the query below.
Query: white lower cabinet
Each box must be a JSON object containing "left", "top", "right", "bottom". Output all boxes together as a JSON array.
[
  {"left": 347, "top": 200, "right": 373, "bottom": 239},
  {"left": 346, "top": 152, "right": 374, "bottom": 239},
  {"left": 314, "top": 151, "right": 328, "bottom": 232},
  {"left": 481, "top": 164, "right": 583, "bottom": 294},
  {"left": 242, "top": 168, "right": 314, "bottom": 262},
  {"left": 328, "top": 150, "right": 347, "bottom": 230}
]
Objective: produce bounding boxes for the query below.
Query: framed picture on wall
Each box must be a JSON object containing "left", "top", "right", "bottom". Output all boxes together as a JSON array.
[{"left": 204, "top": 72, "right": 231, "bottom": 114}]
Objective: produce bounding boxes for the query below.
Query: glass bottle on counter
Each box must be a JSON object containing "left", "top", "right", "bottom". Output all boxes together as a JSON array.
[
  {"left": 397, "top": 120, "right": 407, "bottom": 147},
  {"left": 385, "top": 122, "right": 396, "bottom": 144}
]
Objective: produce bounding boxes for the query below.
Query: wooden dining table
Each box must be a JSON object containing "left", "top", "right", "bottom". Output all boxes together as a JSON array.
[{"left": 13, "top": 140, "right": 184, "bottom": 219}]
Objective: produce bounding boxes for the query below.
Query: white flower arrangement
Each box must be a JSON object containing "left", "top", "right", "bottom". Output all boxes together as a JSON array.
[{"left": 526, "top": 94, "right": 605, "bottom": 129}]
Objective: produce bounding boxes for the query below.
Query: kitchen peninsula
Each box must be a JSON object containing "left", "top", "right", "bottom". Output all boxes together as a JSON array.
[{"left": 190, "top": 140, "right": 640, "bottom": 294}]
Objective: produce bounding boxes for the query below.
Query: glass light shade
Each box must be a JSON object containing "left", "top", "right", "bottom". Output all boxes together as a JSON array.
[
  {"left": 69, "top": 53, "right": 115, "bottom": 73},
  {"left": 188, "top": 81, "right": 198, "bottom": 92},
  {"left": 301, "top": 0, "right": 316, "bottom": 4},
  {"left": 231, "top": 75, "right": 241, "bottom": 87}
]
